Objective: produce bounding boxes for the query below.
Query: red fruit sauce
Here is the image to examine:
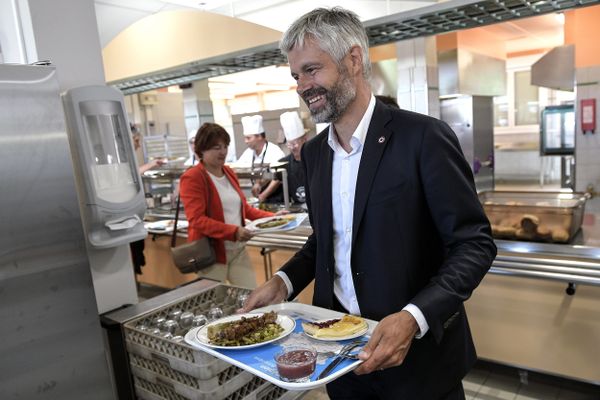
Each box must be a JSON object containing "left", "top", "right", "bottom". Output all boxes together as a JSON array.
[{"left": 275, "top": 349, "right": 316, "bottom": 381}]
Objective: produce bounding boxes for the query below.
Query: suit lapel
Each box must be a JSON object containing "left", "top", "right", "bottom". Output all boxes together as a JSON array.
[{"left": 352, "top": 103, "right": 392, "bottom": 247}]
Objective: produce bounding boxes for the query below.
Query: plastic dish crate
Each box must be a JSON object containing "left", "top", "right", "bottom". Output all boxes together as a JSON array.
[
  {"left": 133, "top": 372, "right": 305, "bottom": 400},
  {"left": 130, "top": 353, "right": 253, "bottom": 400},
  {"left": 124, "top": 285, "right": 251, "bottom": 379}
]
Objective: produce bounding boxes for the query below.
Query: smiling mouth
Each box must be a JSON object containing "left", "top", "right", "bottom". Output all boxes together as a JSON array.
[{"left": 308, "top": 95, "right": 324, "bottom": 104}]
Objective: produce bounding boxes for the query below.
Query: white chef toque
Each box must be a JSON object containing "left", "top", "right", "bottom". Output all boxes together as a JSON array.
[
  {"left": 280, "top": 111, "right": 305, "bottom": 141},
  {"left": 241, "top": 115, "right": 264, "bottom": 136}
]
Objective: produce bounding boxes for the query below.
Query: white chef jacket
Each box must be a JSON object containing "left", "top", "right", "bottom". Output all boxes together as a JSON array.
[{"left": 235, "top": 141, "right": 285, "bottom": 168}]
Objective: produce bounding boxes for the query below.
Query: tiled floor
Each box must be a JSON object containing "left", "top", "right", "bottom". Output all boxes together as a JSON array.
[
  {"left": 301, "top": 361, "right": 600, "bottom": 400},
  {"left": 463, "top": 361, "right": 600, "bottom": 400}
]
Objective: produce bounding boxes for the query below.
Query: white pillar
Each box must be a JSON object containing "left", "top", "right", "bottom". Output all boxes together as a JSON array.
[
  {"left": 0, "top": 0, "right": 29, "bottom": 63},
  {"left": 574, "top": 66, "right": 600, "bottom": 193},
  {"left": 396, "top": 37, "right": 440, "bottom": 118},
  {"left": 15, "top": 0, "right": 106, "bottom": 91}
]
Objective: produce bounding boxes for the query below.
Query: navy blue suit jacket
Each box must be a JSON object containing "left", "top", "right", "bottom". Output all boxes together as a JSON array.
[{"left": 280, "top": 100, "right": 496, "bottom": 397}]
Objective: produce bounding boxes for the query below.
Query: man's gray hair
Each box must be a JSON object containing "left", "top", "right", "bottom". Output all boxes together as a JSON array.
[{"left": 280, "top": 7, "right": 371, "bottom": 79}]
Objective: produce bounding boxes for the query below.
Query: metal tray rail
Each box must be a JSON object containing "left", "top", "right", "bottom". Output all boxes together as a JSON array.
[
  {"left": 124, "top": 286, "right": 252, "bottom": 377},
  {"left": 130, "top": 353, "right": 253, "bottom": 400}
]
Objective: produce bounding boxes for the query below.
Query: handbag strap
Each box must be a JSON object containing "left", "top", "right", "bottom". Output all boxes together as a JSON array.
[{"left": 171, "top": 168, "right": 211, "bottom": 247}]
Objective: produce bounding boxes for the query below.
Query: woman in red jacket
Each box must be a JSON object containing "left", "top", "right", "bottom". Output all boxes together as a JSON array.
[{"left": 180, "top": 123, "right": 274, "bottom": 288}]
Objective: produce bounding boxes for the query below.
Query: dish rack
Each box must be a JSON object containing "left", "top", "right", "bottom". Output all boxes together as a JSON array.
[{"left": 123, "top": 284, "right": 305, "bottom": 400}]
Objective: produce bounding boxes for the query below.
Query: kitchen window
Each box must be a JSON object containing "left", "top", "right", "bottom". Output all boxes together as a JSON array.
[{"left": 494, "top": 66, "right": 540, "bottom": 131}]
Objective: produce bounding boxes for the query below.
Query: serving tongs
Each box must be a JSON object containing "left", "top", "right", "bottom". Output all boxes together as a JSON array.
[{"left": 317, "top": 339, "right": 367, "bottom": 379}]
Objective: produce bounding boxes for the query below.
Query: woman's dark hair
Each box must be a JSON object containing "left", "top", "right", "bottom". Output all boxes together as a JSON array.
[{"left": 193, "top": 123, "right": 231, "bottom": 158}]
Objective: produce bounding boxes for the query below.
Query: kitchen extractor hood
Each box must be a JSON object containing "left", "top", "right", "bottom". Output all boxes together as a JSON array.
[
  {"left": 531, "top": 45, "right": 575, "bottom": 91},
  {"left": 438, "top": 48, "right": 506, "bottom": 97},
  {"left": 109, "top": 0, "right": 600, "bottom": 95}
]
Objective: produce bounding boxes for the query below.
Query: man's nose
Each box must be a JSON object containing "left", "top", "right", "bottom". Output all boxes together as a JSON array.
[{"left": 296, "top": 76, "right": 311, "bottom": 95}]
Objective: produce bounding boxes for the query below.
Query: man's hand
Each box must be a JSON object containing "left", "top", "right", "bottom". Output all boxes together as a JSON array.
[
  {"left": 237, "top": 275, "right": 288, "bottom": 313},
  {"left": 354, "top": 311, "right": 419, "bottom": 374}
]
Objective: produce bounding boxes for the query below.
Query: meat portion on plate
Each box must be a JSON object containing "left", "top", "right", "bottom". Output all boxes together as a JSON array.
[{"left": 206, "top": 311, "right": 283, "bottom": 346}]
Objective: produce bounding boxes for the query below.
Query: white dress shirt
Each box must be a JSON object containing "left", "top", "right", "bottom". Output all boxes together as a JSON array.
[
  {"left": 207, "top": 171, "right": 243, "bottom": 251},
  {"left": 277, "top": 95, "right": 429, "bottom": 338}
]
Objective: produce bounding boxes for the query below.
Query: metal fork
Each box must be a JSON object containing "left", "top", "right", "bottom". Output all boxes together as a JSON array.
[
  {"left": 318, "top": 351, "right": 359, "bottom": 360},
  {"left": 318, "top": 340, "right": 366, "bottom": 359},
  {"left": 317, "top": 340, "right": 367, "bottom": 379}
]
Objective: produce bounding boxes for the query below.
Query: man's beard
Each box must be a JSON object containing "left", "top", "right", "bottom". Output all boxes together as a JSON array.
[{"left": 302, "top": 67, "right": 356, "bottom": 123}]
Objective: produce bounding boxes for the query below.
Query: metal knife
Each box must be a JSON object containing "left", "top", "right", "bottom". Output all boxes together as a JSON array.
[
  {"left": 317, "top": 354, "right": 346, "bottom": 380},
  {"left": 317, "top": 342, "right": 364, "bottom": 380}
]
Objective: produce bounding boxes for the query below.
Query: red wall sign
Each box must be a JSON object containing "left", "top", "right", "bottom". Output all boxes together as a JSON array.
[{"left": 581, "top": 98, "right": 596, "bottom": 134}]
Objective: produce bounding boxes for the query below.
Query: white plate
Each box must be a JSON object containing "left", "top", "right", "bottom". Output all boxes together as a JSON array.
[
  {"left": 246, "top": 213, "right": 308, "bottom": 234},
  {"left": 195, "top": 313, "right": 295, "bottom": 350},
  {"left": 302, "top": 321, "right": 369, "bottom": 342},
  {"left": 145, "top": 220, "right": 188, "bottom": 231},
  {"left": 246, "top": 215, "right": 297, "bottom": 232}
]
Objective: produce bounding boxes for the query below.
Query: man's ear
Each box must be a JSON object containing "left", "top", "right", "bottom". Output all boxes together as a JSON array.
[{"left": 348, "top": 45, "right": 364, "bottom": 76}]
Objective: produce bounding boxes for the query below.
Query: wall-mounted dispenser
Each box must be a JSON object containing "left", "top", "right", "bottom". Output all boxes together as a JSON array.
[{"left": 62, "top": 85, "right": 147, "bottom": 248}]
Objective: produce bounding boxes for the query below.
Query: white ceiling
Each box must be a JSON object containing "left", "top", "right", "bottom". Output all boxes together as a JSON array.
[{"left": 94, "top": 0, "right": 436, "bottom": 47}]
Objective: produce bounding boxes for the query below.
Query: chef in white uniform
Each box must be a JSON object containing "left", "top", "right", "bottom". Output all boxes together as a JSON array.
[
  {"left": 235, "top": 115, "right": 285, "bottom": 199},
  {"left": 235, "top": 115, "right": 285, "bottom": 167}
]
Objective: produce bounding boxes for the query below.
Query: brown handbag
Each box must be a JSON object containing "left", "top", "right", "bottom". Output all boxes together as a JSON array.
[{"left": 170, "top": 171, "right": 216, "bottom": 274}]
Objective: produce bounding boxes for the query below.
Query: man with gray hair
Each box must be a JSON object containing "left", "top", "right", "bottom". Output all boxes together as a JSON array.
[{"left": 241, "top": 7, "right": 496, "bottom": 399}]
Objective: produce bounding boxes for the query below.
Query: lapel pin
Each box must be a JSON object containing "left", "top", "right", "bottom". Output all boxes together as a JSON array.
[{"left": 378, "top": 136, "right": 385, "bottom": 144}]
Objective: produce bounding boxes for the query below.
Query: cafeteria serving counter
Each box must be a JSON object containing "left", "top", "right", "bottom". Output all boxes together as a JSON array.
[
  {"left": 247, "top": 198, "right": 600, "bottom": 385},
  {"left": 248, "top": 198, "right": 600, "bottom": 288}
]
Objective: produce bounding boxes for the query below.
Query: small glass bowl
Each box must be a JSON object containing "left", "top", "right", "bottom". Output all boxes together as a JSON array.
[
  {"left": 236, "top": 293, "right": 249, "bottom": 309},
  {"left": 274, "top": 345, "right": 317, "bottom": 383},
  {"left": 152, "top": 316, "right": 166, "bottom": 329},
  {"left": 168, "top": 309, "right": 183, "bottom": 321},
  {"left": 179, "top": 312, "right": 195, "bottom": 329},
  {"left": 163, "top": 319, "right": 179, "bottom": 334},
  {"left": 208, "top": 306, "right": 224, "bottom": 321},
  {"left": 192, "top": 314, "right": 208, "bottom": 327}
]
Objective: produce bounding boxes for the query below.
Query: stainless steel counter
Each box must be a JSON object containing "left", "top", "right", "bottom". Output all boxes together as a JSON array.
[{"left": 247, "top": 198, "right": 600, "bottom": 288}]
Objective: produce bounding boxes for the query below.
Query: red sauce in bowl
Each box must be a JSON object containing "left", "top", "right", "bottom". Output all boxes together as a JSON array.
[{"left": 275, "top": 348, "right": 317, "bottom": 381}]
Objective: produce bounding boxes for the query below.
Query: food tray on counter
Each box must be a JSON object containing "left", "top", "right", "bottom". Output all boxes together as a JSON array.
[
  {"left": 184, "top": 302, "right": 377, "bottom": 391},
  {"left": 479, "top": 191, "right": 589, "bottom": 243}
]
